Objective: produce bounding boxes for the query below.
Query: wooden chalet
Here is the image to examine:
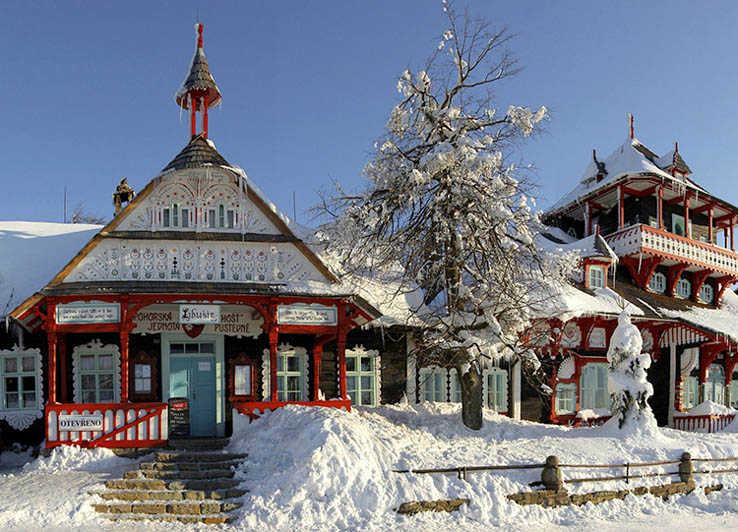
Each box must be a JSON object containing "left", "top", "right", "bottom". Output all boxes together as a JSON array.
[{"left": 1, "top": 25, "right": 380, "bottom": 449}]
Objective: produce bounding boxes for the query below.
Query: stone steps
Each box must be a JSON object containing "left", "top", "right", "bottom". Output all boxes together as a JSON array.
[
  {"left": 167, "top": 438, "right": 230, "bottom": 451},
  {"left": 93, "top": 442, "right": 247, "bottom": 525}
]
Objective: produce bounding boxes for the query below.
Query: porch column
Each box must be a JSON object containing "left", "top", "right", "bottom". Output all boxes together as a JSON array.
[
  {"left": 658, "top": 186, "right": 664, "bottom": 230},
  {"left": 312, "top": 344, "right": 323, "bottom": 401},
  {"left": 58, "top": 334, "right": 68, "bottom": 403},
  {"left": 511, "top": 359, "right": 521, "bottom": 420},
  {"left": 47, "top": 332, "right": 57, "bottom": 404},
  {"left": 120, "top": 330, "right": 129, "bottom": 403},
  {"left": 684, "top": 196, "right": 690, "bottom": 238},
  {"left": 708, "top": 207, "right": 714, "bottom": 244},
  {"left": 668, "top": 343, "right": 676, "bottom": 427},
  {"left": 618, "top": 185, "right": 624, "bottom": 230},
  {"left": 269, "top": 330, "right": 278, "bottom": 402},
  {"left": 337, "top": 329, "right": 347, "bottom": 400},
  {"left": 732, "top": 216, "right": 735, "bottom": 252}
]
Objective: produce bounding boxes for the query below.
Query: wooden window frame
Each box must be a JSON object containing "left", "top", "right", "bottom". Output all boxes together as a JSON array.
[
  {"left": 129, "top": 350, "right": 159, "bottom": 401},
  {"left": 228, "top": 352, "right": 259, "bottom": 402}
]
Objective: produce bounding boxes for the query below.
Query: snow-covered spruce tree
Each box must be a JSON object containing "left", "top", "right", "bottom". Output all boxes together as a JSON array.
[
  {"left": 606, "top": 311, "right": 657, "bottom": 432},
  {"left": 316, "top": 1, "right": 574, "bottom": 429}
]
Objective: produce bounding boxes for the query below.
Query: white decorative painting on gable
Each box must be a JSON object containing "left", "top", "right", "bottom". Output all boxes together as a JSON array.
[
  {"left": 65, "top": 239, "right": 326, "bottom": 284},
  {"left": 117, "top": 169, "right": 281, "bottom": 235}
]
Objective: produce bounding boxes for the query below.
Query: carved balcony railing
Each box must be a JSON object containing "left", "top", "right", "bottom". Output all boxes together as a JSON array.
[{"left": 604, "top": 224, "right": 738, "bottom": 277}]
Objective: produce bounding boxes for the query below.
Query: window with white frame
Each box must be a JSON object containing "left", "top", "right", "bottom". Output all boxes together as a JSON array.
[
  {"left": 699, "top": 283, "right": 714, "bottom": 304},
  {"left": 162, "top": 203, "right": 190, "bottom": 228},
  {"left": 588, "top": 265, "right": 605, "bottom": 289},
  {"left": 705, "top": 364, "right": 725, "bottom": 405},
  {"left": 346, "top": 348, "right": 380, "bottom": 407},
  {"left": 555, "top": 383, "right": 577, "bottom": 414},
  {"left": 208, "top": 204, "right": 235, "bottom": 229},
  {"left": 682, "top": 375, "right": 699, "bottom": 410},
  {"left": 676, "top": 278, "right": 691, "bottom": 299},
  {"left": 649, "top": 272, "right": 666, "bottom": 294},
  {"left": 73, "top": 341, "right": 120, "bottom": 404},
  {"left": 261, "top": 345, "right": 308, "bottom": 402},
  {"left": 580, "top": 363, "right": 609, "bottom": 410},
  {"left": 1, "top": 350, "right": 41, "bottom": 411},
  {"left": 419, "top": 367, "right": 448, "bottom": 402},
  {"left": 483, "top": 368, "right": 508, "bottom": 412}
]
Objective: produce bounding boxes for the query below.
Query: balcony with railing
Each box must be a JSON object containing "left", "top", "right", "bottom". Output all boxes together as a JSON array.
[{"left": 604, "top": 224, "right": 738, "bottom": 278}]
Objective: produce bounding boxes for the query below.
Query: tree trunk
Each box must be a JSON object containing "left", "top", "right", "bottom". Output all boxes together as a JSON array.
[{"left": 459, "top": 364, "right": 483, "bottom": 430}]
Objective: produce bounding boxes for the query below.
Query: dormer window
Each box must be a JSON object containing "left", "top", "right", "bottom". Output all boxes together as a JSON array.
[
  {"left": 587, "top": 265, "right": 605, "bottom": 289},
  {"left": 649, "top": 272, "right": 666, "bottom": 294},
  {"left": 676, "top": 278, "right": 691, "bottom": 299},
  {"left": 699, "top": 283, "right": 714, "bottom": 304}
]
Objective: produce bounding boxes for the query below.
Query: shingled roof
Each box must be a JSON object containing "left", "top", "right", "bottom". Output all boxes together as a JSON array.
[
  {"left": 175, "top": 24, "right": 222, "bottom": 109},
  {"left": 161, "top": 134, "right": 231, "bottom": 172}
]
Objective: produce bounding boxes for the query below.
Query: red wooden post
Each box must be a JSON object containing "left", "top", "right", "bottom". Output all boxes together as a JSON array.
[
  {"left": 684, "top": 196, "right": 690, "bottom": 238},
  {"left": 708, "top": 207, "right": 714, "bottom": 244},
  {"left": 47, "top": 331, "right": 57, "bottom": 404},
  {"left": 658, "top": 186, "right": 664, "bottom": 230},
  {"left": 120, "top": 331, "right": 129, "bottom": 403},
  {"left": 313, "top": 344, "right": 323, "bottom": 401},
  {"left": 58, "top": 334, "right": 67, "bottom": 403},
  {"left": 190, "top": 101, "right": 196, "bottom": 138},
  {"left": 269, "top": 330, "right": 279, "bottom": 401},
  {"left": 203, "top": 93, "right": 209, "bottom": 138}
]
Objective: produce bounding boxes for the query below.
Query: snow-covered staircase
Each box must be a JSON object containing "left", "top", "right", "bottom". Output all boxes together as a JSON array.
[{"left": 92, "top": 441, "right": 247, "bottom": 525}]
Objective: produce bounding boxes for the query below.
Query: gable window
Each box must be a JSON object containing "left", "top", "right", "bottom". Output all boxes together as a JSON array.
[
  {"left": 588, "top": 265, "right": 605, "bottom": 289},
  {"left": 162, "top": 203, "right": 189, "bottom": 228},
  {"left": 682, "top": 375, "right": 699, "bottom": 410},
  {"left": 580, "top": 363, "right": 609, "bottom": 410},
  {"left": 699, "top": 283, "right": 713, "bottom": 304},
  {"left": 346, "top": 348, "right": 380, "bottom": 407},
  {"left": 73, "top": 341, "right": 120, "bottom": 404},
  {"left": 208, "top": 204, "right": 236, "bottom": 229},
  {"left": 419, "top": 367, "right": 447, "bottom": 402},
  {"left": 483, "top": 368, "right": 508, "bottom": 412},
  {"left": 676, "top": 278, "right": 691, "bottom": 299},
  {"left": 555, "top": 383, "right": 577, "bottom": 414},
  {"left": 649, "top": 272, "right": 666, "bottom": 294},
  {"left": 705, "top": 364, "right": 725, "bottom": 405}
]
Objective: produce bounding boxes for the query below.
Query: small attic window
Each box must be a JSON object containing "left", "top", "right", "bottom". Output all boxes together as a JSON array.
[
  {"left": 208, "top": 204, "right": 235, "bottom": 229},
  {"left": 587, "top": 265, "right": 605, "bottom": 289},
  {"left": 162, "top": 204, "right": 188, "bottom": 228},
  {"left": 649, "top": 272, "right": 666, "bottom": 294}
]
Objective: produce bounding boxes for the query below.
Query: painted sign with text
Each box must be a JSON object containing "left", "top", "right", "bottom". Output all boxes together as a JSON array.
[
  {"left": 179, "top": 304, "right": 221, "bottom": 325},
  {"left": 132, "top": 305, "right": 263, "bottom": 338},
  {"left": 58, "top": 413, "right": 104, "bottom": 431},
  {"left": 56, "top": 303, "right": 121, "bottom": 324},
  {"left": 277, "top": 304, "right": 338, "bottom": 326}
]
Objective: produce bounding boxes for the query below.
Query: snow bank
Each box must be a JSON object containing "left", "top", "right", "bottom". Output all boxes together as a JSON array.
[
  {"left": 675, "top": 401, "right": 737, "bottom": 417},
  {"left": 226, "top": 403, "right": 738, "bottom": 531}
]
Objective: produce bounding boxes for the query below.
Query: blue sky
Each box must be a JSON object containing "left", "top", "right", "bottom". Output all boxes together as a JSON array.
[{"left": 4, "top": 1, "right": 738, "bottom": 224}]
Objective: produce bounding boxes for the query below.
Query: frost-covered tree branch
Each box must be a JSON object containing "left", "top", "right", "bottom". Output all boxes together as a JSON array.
[{"left": 314, "top": 0, "right": 574, "bottom": 429}]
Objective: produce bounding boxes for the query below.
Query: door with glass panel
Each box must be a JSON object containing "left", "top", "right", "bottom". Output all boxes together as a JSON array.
[{"left": 168, "top": 341, "right": 217, "bottom": 437}]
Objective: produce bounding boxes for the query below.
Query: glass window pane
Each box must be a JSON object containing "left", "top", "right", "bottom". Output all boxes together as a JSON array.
[
  {"left": 5, "top": 357, "right": 17, "bottom": 373},
  {"left": 181, "top": 208, "right": 189, "bottom": 228},
  {"left": 98, "top": 390, "right": 114, "bottom": 402},
  {"left": 99, "top": 355, "right": 113, "bottom": 371},
  {"left": 360, "top": 357, "right": 371, "bottom": 372},
  {"left": 5, "top": 377, "right": 18, "bottom": 393},
  {"left": 287, "top": 375, "right": 300, "bottom": 391},
  {"left": 135, "top": 378, "right": 151, "bottom": 393},
  {"left": 227, "top": 210, "right": 235, "bottom": 229},
  {"left": 22, "top": 375, "right": 35, "bottom": 392},
  {"left": 6, "top": 393, "right": 19, "bottom": 409},
  {"left": 172, "top": 204, "right": 179, "bottom": 226},
  {"left": 82, "top": 390, "right": 96, "bottom": 403},
  {"left": 81, "top": 374, "right": 96, "bottom": 390},
  {"left": 346, "top": 357, "right": 356, "bottom": 373},
  {"left": 208, "top": 210, "right": 216, "bottom": 228},
  {"left": 185, "top": 343, "right": 199, "bottom": 354},
  {"left": 360, "top": 375, "right": 372, "bottom": 390},
  {"left": 287, "top": 356, "right": 300, "bottom": 373},
  {"left": 22, "top": 356, "right": 35, "bottom": 372},
  {"left": 23, "top": 392, "right": 36, "bottom": 408},
  {"left": 277, "top": 355, "right": 284, "bottom": 372},
  {"left": 170, "top": 343, "right": 184, "bottom": 354},
  {"left": 80, "top": 355, "right": 95, "bottom": 371},
  {"left": 135, "top": 364, "right": 144, "bottom": 378},
  {"left": 347, "top": 376, "right": 357, "bottom": 392},
  {"left": 235, "top": 366, "right": 251, "bottom": 396},
  {"left": 200, "top": 343, "right": 215, "bottom": 354},
  {"left": 163, "top": 209, "right": 170, "bottom": 227},
  {"left": 361, "top": 391, "right": 373, "bottom": 405},
  {"left": 277, "top": 375, "right": 285, "bottom": 393},
  {"left": 99, "top": 374, "right": 114, "bottom": 390}
]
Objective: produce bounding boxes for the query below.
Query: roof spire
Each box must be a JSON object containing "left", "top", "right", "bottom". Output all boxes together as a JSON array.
[
  {"left": 628, "top": 113, "right": 634, "bottom": 139},
  {"left": 175, "top": 23, "right": 222, "bottom": 139}
]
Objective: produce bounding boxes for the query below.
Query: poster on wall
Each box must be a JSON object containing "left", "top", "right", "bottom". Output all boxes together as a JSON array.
[{"left": 56, "top": 303, "right": 120, "bottom": 324}]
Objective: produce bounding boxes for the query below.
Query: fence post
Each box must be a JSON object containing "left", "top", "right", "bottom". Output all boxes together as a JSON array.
[
  {"left": 541, "top": 455, "right": 563, "bottom": 491},
  {"left": 679, "top": 452, "right": 693, "bottom": 483}
]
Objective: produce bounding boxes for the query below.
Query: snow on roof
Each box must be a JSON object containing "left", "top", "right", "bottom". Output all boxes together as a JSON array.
[
  {"left": 539, "top": 229, "right": 618, "bottom": 263},
  {"left": 549, "top": 137, "right": 699, "bottom": 214},
  {"left": 660, "top": 288, "right": 738, "bottom": 344},
  {"left": 0, "top": 222, "right": 101, "bottom": 318}
]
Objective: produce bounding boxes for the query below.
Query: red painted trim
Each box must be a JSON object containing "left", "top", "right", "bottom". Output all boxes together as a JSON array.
[
  {"left": 667, "top": 263, "right": 689, "bottom": 298},
  {"left": 233, "top": 399, "right": 352, "bottom": 422},
  {"left": 691, "top": 270, "right": 711, "bottom": 302},
  {"left": 620, "top": 256, "right": 660, "bottom": 290}
]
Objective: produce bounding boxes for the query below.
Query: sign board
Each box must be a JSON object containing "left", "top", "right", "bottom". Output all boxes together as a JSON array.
[
  {"left": 59, "top": 413, "right": 104, "bottom": 431},
  {"left": 179, "top": 304, "right": 221, "bottom": 324},
  {"left": 56, "top": 303, "right": 120, "bottom": 324},
  {"left": 132, "top": 305, "right": 263, "bottom": 338},
  {"left": 277, "top": 304, "right": 338, "bottom": 326},
  {"left": 168, "top": 397, "right": 190, "bottom": 439}
]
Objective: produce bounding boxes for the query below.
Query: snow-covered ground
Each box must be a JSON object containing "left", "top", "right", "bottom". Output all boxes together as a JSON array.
[{"left": 2, "top": 404, "right": 738, "bottom": 531}]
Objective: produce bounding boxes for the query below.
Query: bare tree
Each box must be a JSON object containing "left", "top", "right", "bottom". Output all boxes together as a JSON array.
[
  {"left": 71, "top": 203, "right": 107, "bottom": 225},
  {"left": 315, "top": 1, "right": 575, "bottom": 429}
]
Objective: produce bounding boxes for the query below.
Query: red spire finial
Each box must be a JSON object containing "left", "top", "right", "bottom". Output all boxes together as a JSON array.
[
  {"left": 197, "top": 23, "right": 203, "bottom": 48},
  {"left": 628, "top": 113, "right": 634, "bottom": 139},
  {"left": 675, "top": 141, "right": 679, "bottom": 152}
]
